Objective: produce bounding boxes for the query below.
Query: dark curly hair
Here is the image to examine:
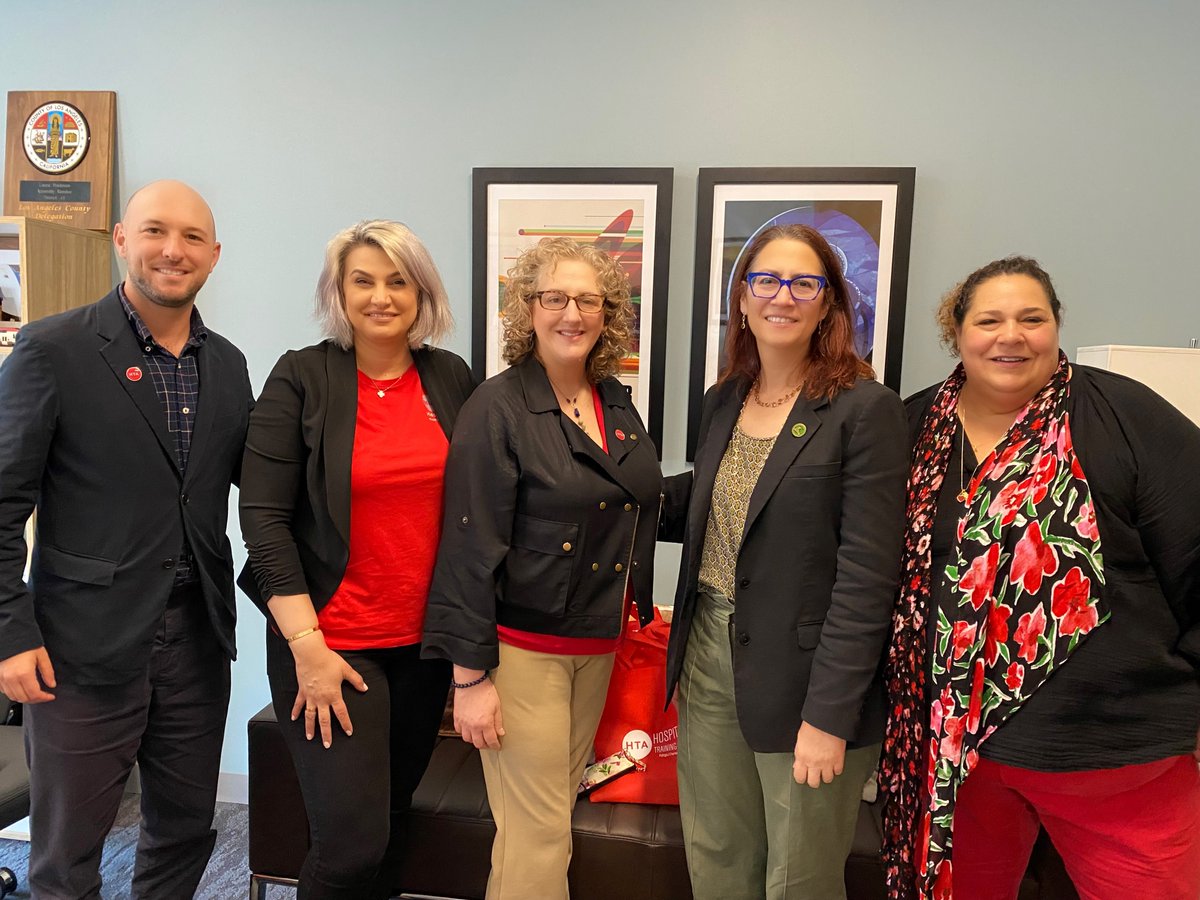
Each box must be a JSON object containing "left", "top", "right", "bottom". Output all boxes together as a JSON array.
[{"left": 936, "top": 255, "right": 1063, "bottom": 355}]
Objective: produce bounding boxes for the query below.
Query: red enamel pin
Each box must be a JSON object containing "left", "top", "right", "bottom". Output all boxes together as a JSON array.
[
  {"left": 126, "top": 366, "right": 142, "bottom": 382},
  {"left": 614, "top": 429, "right": 626, "bottom": 441}
]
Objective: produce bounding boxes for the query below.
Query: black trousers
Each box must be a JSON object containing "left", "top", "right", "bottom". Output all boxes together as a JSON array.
[
  {"left": 24, "top": 584, "right": 230, "bottom": 899},
  {"left": 266, "top": 630, "right": 450, "bottom": 900}
]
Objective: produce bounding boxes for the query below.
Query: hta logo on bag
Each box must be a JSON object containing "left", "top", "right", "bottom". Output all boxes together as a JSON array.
[
  {"left": 622, "top": 730, "right": 653, "bottom": 761},
  {"left": 622, "top": 726, "right": 679, "bottom": 761}
]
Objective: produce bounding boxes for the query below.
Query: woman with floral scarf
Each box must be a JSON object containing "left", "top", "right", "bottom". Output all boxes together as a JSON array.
[{"left": 881, "top": 256, "right": 1200, "bottom": 900}]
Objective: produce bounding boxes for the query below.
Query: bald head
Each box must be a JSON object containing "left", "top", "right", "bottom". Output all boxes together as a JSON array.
[
  {"left": 122, "top": 180, "right": 216, "bottom": 240},
  {"left": 114, "top": 180, "right": 221, "bottom": 311}
]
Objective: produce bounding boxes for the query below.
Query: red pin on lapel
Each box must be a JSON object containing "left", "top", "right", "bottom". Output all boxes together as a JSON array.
[
  {"left": 614, "top": 429, "right": 626, "bottom": 441},
  {"left": 126, "top": 366, "right": 143, "bottom": 382}
]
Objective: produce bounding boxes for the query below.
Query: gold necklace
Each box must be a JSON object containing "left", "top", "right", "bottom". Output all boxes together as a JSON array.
[
  {"left": 364, "top": 372, "right": 406, "bottom": 398},
  {"left": 751, "top": 378, "right": 803, "bottom": 408},
  {"left": 957, "top": 410, "right": 970, "bottom": 503}
]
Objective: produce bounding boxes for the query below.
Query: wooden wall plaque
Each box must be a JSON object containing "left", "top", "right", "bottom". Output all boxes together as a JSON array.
[{"left": 4, "top": 90, "right": 116, "bottom": 232}]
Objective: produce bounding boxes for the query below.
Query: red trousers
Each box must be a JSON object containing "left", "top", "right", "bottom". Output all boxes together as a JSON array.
[{"left": 953, "top": 754, "right": 1200, "bottom": 900}]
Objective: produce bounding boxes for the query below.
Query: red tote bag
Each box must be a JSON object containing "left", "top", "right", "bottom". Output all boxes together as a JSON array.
[{"left": 589, "top": 608, "right": 679, "bottom": 805}]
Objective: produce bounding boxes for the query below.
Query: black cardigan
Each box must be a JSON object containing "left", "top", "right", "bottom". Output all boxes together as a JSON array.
[
  {"left": 238, "top": 342, "right": 476, "bottom": 615},
  {"left": 908, "top": 364, "right": 1200, "bottom": 771}
]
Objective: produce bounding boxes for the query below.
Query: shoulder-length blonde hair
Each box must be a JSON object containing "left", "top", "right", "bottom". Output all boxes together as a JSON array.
[
  {"left": 500, "top": 237, "right": 633, "bottom": 382},
  {"left": 314, "top": 220, "right": 453, "bottom": 350}
]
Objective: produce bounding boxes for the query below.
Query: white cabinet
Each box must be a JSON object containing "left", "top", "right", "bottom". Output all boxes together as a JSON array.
[{"left": 1075, "top": 345, "right": 1200, "bottom": 426}]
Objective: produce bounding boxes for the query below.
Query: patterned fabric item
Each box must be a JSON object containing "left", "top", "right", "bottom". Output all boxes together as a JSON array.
[
  {"left": 118, "top": 284, "right": 207, "bottom": 472},
  {"left": 880, "top": 352, "right": 1109, "bottom": 899},
  {"left": 697, "top": 425, "right": 777, "bottom": 600},
  {"left": 118, "top": 283, "right": 207, "bottom": 584}
]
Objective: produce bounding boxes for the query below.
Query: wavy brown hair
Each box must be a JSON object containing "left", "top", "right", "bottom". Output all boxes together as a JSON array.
[
  {"left": 500, "top": 237, "right": 633, "bottom": 382},
  {"left": 719, "top": 224, "right": 872, "bottom": 399},
  {"left": 935, "top": 255, "right": 1063, "bottom": 355}
]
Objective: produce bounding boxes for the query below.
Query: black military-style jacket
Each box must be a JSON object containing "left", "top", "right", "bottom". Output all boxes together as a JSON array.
[{"left": 422, "top": 356, "right": 664, "bottom": 670}]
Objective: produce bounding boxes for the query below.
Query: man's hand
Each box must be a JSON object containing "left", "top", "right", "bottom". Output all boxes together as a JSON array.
[
  {"left": 793, "top": 721, "right": 846, "bottom": 788},
  {"left": 0, "top": 647, "right": 56, "bottom": 703}
]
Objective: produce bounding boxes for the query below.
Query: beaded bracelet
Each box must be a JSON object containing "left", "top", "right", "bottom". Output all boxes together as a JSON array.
[{"left": 450, "top": 673, "right": 490, "bottom": 689}]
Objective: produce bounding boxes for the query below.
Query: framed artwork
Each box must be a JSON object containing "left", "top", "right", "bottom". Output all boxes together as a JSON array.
[
  {"left": 687, "top": 166, "right": 916, "bottom": 457},
  {"left": 472, "top": 167, "right": 674, "bottom": 455}
]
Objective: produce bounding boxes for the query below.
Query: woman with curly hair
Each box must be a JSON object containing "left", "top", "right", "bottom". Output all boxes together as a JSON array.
[
  {"left": 880, "top": 256, "right": 1200, "bottom": 900},
  {"left": 422, "top": 236, "right": 664, "bottom": 899}
]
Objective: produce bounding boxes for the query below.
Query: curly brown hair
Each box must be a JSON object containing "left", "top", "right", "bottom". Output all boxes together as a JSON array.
[
  {"left": 935, "top": 255, "right": 1063, "bottom": 356},
  {"left": 719, "top": 224, "right": 872, "bottom": 400},
  {"left": 500, "top": 237, "right": 633, "bottom": 382}
]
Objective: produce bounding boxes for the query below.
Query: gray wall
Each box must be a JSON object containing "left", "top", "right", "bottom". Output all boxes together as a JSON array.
[{"left": 3, "top": 1, "right": 1198, "bottom": 779}]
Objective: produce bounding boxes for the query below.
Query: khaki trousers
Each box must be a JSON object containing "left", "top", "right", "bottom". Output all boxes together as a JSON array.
[
  {"left": 479, "top": 641, "right": 616, "bottom": 900},
  {"left": 677, "top": 590, "right": 879, "bottom": 900}
]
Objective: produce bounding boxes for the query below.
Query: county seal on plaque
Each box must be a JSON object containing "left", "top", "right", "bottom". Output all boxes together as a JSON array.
[
  {"left": 22, "top": 101, "right": 91, "bottom": 175},
  {"left": 4, "top": 90, "right": 116, "bottom": 231}
]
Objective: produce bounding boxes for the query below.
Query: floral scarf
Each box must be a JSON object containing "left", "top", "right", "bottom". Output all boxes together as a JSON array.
[{"left": 880, "top": 352, "right": 1108, "bottom": 899}]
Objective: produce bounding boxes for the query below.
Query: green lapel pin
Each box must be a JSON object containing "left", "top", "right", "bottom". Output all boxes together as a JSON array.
[{"left": 791, "top": 422, "right": 807, "bottom": 438}]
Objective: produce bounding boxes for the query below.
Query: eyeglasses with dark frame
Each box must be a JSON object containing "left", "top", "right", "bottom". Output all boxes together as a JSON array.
[
  {"left": 533, "top": 290, "right": 607, "bottom": 314},
  {"left": 744, "top": 272, "right": 828, "bottom": 303}
]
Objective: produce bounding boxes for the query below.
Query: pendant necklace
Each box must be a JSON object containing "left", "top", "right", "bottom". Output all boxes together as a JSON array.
[
  {"left": 957, "top": 410, "right": 970, "bottom": 503},
  {"left": 547, "top": 376, "right": 589, "bottom": 435},
  {"left": 364, "top": 372, "right": 405, "bottom": 398}
]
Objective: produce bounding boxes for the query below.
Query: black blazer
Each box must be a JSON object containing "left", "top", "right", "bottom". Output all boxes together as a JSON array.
[
  {"left": 0, "top": 289, "right": 252, "bottom": 684},
  {"left": 238, "top": 341, "right": 476, "bottom": 616},
  {"left": 663, "top": 376, "right": 908, "bottom": 752},
  {"left": 422, "top": 356, "right": 664, "bottom": 671}
]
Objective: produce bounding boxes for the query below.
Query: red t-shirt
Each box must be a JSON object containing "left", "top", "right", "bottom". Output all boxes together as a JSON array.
[
  {"left": 498, "top": 391, "right": 631, "bottom": 655},
  {"left": 319, "top": 367, "right": 448, "bottom": 650}
]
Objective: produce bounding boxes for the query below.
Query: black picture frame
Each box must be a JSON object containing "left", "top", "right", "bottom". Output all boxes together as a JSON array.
[
  {"left": 687, "top": 166, "right": 916, "bottom": 458},
  {"left": 472, "top": 167, "right": 674, "bottom": 456}
]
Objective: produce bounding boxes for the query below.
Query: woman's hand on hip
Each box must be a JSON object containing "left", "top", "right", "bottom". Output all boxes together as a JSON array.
[
  {"left": 454, "top": 677, "right": 505, "bottom": 750},
  {"left": 289, "top": 636, "right": 368, "bottom": 748},
  {"left": 793, "top": 721, "right": 847, "bottom": 788}
]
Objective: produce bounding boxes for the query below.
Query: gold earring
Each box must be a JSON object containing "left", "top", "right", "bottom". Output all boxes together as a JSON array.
[{"left": 740, "top": 314, "right": 747, "bottom": 330}]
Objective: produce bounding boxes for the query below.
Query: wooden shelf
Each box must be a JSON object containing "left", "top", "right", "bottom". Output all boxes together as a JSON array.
[{"left": 0, "top": 215, "right": 112, "bottom": 326}]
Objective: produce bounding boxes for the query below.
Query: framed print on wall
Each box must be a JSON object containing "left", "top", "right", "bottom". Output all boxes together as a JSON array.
[
  {"left": 472, "top": 167, "right": 674, "bottom": 456},
  {"left": 686, "top": 166, "right": 916, "bottom": 458}
]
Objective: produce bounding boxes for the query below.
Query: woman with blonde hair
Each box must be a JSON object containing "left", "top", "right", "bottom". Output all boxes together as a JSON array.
[
  {"left": 240, "top": 220, "right": 475, "bottom": 899},
  {"left": 423, "top": 236, "right": 664, "bottom": 899}
]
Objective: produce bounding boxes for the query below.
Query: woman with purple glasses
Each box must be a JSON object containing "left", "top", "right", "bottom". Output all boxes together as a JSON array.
[{"left": 660, "top": 223, "right": 908, "bottom": 899}]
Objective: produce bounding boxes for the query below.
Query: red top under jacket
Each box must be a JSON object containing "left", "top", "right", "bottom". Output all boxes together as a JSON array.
[{"left": 319, "top": 367, "right": 448, "bottom": 650}]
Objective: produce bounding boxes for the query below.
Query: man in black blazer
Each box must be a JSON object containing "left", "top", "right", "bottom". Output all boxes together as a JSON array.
[{"left": 0, "top": 180, "right": 252, "bottom": 898}]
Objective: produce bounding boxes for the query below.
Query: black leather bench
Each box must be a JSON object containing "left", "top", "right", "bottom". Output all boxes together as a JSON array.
[{"left": 247, "top": 704, "right": 1077, "bottom": 899}]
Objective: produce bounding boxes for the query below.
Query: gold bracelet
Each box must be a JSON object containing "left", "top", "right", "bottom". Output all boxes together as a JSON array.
[{"left": 286, "top": 625, "right": 321, "bottom": 644}]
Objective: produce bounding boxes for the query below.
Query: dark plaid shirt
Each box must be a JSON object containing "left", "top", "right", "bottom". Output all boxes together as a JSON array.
[{"left": 118, "top": 285, "right": 206, "bottom": 584}]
